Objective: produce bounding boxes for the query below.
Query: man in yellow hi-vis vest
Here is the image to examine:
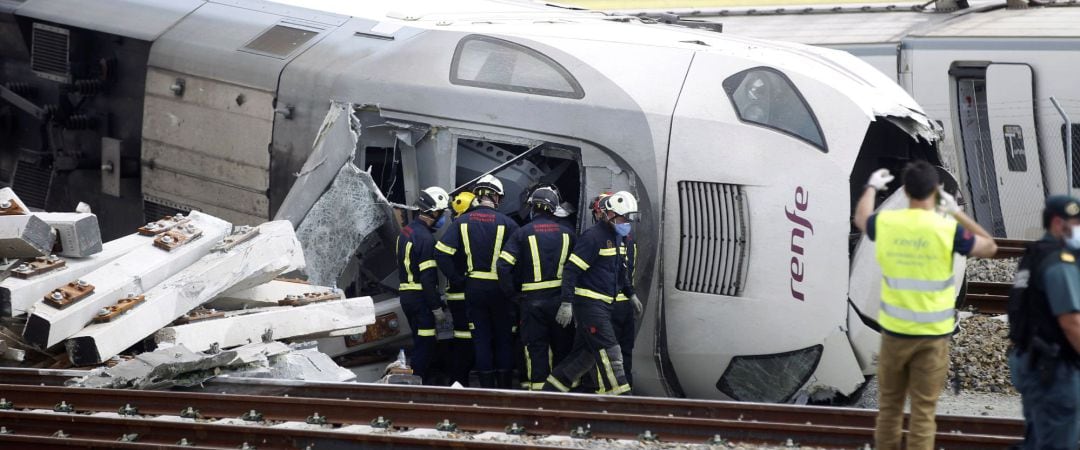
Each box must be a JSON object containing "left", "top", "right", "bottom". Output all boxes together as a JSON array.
[{"left": 854, "top": 160, "right": 997, "bottom": 450}]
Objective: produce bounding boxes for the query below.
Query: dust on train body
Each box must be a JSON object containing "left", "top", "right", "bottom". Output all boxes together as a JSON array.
[{"left": 0, "top": 0, "right": 945, "bottom": 401}]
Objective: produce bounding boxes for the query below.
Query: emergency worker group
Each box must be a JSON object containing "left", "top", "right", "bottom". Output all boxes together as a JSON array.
[
  {"left": 396, "top": 173, "right": 640, "bottom": 394},
  {"left": 855, "top": 160, "right": 1080, "bottom": 450}
]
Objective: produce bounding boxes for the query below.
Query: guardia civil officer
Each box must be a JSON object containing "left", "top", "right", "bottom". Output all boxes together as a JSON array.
[
  {"left": 544, "top": 191, "right": 638, "bottom": 395},
  {"left": 496, "top": 186, "right": 575, "bottom": 390},
  {"left": 853, "top": 161, "right": 997, "bottom": 450},
  {"left": 444, "top": 190, "right": 477, "bottom": 386},
  {"left": 435, "top": 175, "right": 520, "bottom": 388},
  {"left": 1007, "top": 195, "right": 1080, "bottom": 450},
  {"left": 396, "top": 186, "right": 450, "bottom": 384}
]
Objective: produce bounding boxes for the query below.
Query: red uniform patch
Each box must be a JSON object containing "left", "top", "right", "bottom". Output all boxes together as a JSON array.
[{"left": 589, "top": 326, "right": 597, "bottom": 334}]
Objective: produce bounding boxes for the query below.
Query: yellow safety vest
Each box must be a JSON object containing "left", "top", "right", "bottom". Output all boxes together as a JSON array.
[{"left": 874, "top": 209, "right": 957, "bottom": 336}]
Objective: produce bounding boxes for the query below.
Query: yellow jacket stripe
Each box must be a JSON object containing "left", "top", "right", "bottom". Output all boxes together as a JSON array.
[
  {"left": 528, "top": 235, "right": 542, "bottom": 282},
  {"left": 418, "top": 260, "right": 437, "bottom": 271},
  {"left": 417, "top": 328, "right": 436, "bottom": 337},
  {"left": 569, "top": 254, "right": 589, "bottom": 271},
  {"left": 556, "top": 234, "right": 570, "bottom": 279},
  {"left": 453, "top": 330, "right": 472, "bottom": 339},
  {"left": 499, "top": 251, "right": 516, "bottom": 265},
  {"left": 435, "top": 241, "right": 456, "bottom": 255},
  {"left": 522, "top": 279, "right": 562, "bottom": 291},
  {"left": 545, "top": 375, "right": 570, "bottom": 392},
  {"left": 576, "top": 287, "right": 614, "bottom": 303},
  {"left": 446, "top": 292, "right": 465, "bottom": 301}
]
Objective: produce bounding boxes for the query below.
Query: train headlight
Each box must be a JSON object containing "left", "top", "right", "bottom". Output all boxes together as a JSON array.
[{"left": 715, "top": 344, "right": 823, "bottom": 403}]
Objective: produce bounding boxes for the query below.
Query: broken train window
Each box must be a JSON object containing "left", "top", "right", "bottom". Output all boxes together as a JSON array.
[
  {"left": 450, "top": 35, "right": 585, "bottom": 99},
  {"left": 723, "top": 67, "right": 827, "bottom": 152}
]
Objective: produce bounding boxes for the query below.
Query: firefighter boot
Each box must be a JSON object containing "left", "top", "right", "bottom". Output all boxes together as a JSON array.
[
  {"left": 496, "top": 369, "right": 515, "bottom": 389},
  {"left": 477, "top": 370, "right": 496, "bottom": 388}
]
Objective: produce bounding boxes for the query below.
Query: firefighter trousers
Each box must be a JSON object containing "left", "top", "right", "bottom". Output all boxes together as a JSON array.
[
  {"left": 520, "top": 292, "right": 574, "bottom": 390},
  {"left": 400, "top": 294, "right": 436, "bottom": 382},
  {"left": 447, "top": 298, "right": 473, "bottom": 385},
  {"left": 546, "top": 296, "right": 630, "bottom": 395},
  {"left": 466, "top": 281, "right": 514, "bottom": 373}
]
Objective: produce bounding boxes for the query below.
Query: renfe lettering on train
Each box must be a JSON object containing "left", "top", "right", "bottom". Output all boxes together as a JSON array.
[{"left": 787, "top": 186, "right": 813, "bottom": 301}]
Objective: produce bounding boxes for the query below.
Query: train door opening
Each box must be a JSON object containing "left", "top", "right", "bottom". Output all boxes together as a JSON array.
[
  {"left": 952, "top": 65, "right": 1007, "bottom": 237},
  {"left": 983, "top": 63, "right": 1044, "bottom": 239}
]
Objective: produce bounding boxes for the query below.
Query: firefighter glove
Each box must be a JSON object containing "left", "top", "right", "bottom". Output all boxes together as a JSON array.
[
  {"left": 555, "top": 302, "right": 573, "bottom": 328},
  {"left": 631, "top": 294, "right": 643, "bottom": 319}
]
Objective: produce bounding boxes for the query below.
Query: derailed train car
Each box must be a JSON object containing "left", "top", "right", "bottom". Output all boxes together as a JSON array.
[{"left": 0, "top": 0, "right": 948, "bottom": 401}]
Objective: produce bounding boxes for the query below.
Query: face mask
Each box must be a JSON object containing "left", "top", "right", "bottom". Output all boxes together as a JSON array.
[
  {"left": 614, "top": 222, "right": 632, "bottom": 237},
  {"left": 434, "top": 214, "right": 447, "bottom": 229},
  {"left": 1067, "top": 225, "right": 1080, "bottom": 250}
]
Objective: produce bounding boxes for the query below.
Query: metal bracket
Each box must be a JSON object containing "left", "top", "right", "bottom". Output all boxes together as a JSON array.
[
  {"left": 11, "top": 255, "right": 65, "bottom": 279},
  {"left": 154, "top": 224, "right": 202, "bottom": 251},
  {"left": 0, "top": 199, "right": 27, "bottom": 216},
  {"left": 211, "top": 225, "right": 259, "bottom": 252},
  {"left": 172, "top": 308, "right": 225, "bottom": 325},
  {"left": 278, "top": 290, "right": 340, "bottom": 307},
  {"left": 93, "top": 295, "right": 145, "bottom": 323},
  {"left": 138, "top": 214, "right": 190, "bottom": 236},
  {"left": 43, "top": 280, "right": 95, "bottom": 309}
]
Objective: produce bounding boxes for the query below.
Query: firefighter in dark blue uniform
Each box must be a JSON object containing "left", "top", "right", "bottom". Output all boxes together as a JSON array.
[
  {"left": 436, "top": 175, "right": 520, "bottom": 388},
  {"left": 497, "top": 186, "right": 575, "bottom": 390},
  {"left": 445, "top": 191, "right": 477, "bottom": 386},
  {"left": 396, "top": 186, "right": 450, "bottom": 384},
  {"left": 1008, "top": 195, "right": 1080, "bottom": 450},
  {"left": 544, "top": 191, "right": 639, "bottom": 395}
]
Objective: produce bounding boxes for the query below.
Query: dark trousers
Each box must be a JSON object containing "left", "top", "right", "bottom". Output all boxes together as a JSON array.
[
  {"left": 612, "top": 298, "right": 635, "bottom": 386},
  {"left": 447, "top": 298, "right": 473, "bottom": 385},
  {"left": 466, "top": 281, "right": 514, "bottom": 372},
  {"left": 547, "top": 296, "right": 630, "bottom": 395},
  {"left": 520, "top": 292, "right": 574, "bottom": 389},
  {"left": 1010, "top": 348, "right": 1080, "bottom": 450},
  {"left": 400, "top": 294, "right": 436, "bottom": 381}
]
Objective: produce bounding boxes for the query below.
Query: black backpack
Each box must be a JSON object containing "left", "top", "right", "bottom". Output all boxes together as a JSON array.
[{"left": 1007, "top": 239, "right": 1078, "bottom": 362}]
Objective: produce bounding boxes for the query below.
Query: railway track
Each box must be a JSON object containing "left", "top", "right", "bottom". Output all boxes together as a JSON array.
[
  {"left": 965, "top": 281, "right": 1010, "bottom": 315},
  {"left": 992, "top": 238, "right": 1029, "bottom": 259},
  {"left": 0, "top": 369, "right": 1022, "bottom": 449}
]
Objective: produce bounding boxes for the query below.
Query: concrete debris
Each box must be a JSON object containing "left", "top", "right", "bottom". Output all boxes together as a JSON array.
[
  {"left": 0, "top": 214, "right": 55, "bottom": 258},
  {"left": 155, "top": 297, "right": 375, "bottom": 352},
  {"left": 33, "top": 213, "right": 102, "bottom": 257},
  {"left": 949, "top": 314, "right": 1016, "bottom": 394},
  {"left": 274, "top": 102, "right": 359, "bottom": 228},
  {"left": 23, "top": 211, "right": 233, "bottom": 349},
  {"left": 0, "top": 187, "right": 31, "bottom": 215},
  {"left": 210, "top": 279, "right": 339, "bottom": 311},
  {"left": 65, "top": 221, "right": 305, "bottom": 365},
  {"left": 0, "top": 340, "right": 25, "bottom": 362},
  {"left": 1, "top": 233, "right": 146, "bottom": 317},
  {"left": 230, "top": 346, "right": 356, "bottom": 382}
]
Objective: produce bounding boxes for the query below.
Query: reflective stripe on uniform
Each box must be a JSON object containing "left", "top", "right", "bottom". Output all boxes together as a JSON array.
[
  {"left": 608, "top": 384, "right": 631, "bottom": 395},
  {"left": 879, "top": 301, "right": 955, "bottom": 324},
  {"left": 557, "top": 234, "right": 570, "bottom": 279},
  {"left": 522, "top": 279, "right": 562, "bottom": 291},
  {"left": 464, "top": 223, "right": 505, "bottom": 281},
  {"left": 883, "top": 276, "right": 955, "bottom": 292},
  {"left": 525, "top": 347, "right": 533, "bottom": 383},
  {"left": 446, "top": 292, "right": 465, "bottom": 301},
  {"left": 469, "top": 323, "right": 475, "bottom": 330},
  {"left": 598, "top": 248, "right": 617, "bottom": 256},
  {"left": 453, "top": 330, "right": 472, "bottom": 339},
  {"left": 599, "top": 348, "right": 620, "bottom": 390},
  {"left": 417, "top": 328, "right": 436, "bottom": 337},
  {"left": 575, "top": 287, "right": 614, "bottom": 303},
  {"left": 399, "top": 283, "right": 423, "bottom": 291},
  {"left": 615, "top": 293, "right": 628, "bottom": 302},
  {"left": 569, "top": 254, "right": 589, "bottom": 271},
  {"left": 469, "top": 271, "right": 499, "bottom": 280},
  {"left": 403, "top": 242, "right": 415, "bottom": 284},
  {"left": 546, "top": 375, "right": 570, "bottom": 392},
  {"left": 418, "top": 259, "right": 437, "bottom": 271},
  {"left": 435, "top": 241, "right": 456, "bottom": 255},
  {"left": 461, "top": 223, "right": 473, "bottom": 272},
  {"left": 595, "top": 366, "right": 606, "bottom": 394},
  {"left": 528, "top": 235, "right": 542, "bottom": 282},
  {"left": 499, "top": 251, "right": 516, "bottom": 265},
  {"left": 530, "top": 382, "right": 546, "bottom": 391}
]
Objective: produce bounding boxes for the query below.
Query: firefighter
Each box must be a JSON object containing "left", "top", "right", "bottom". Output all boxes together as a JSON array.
[
  {"left": 445, "top": 190, "right": 477, "bottom": 386},
  {"left": 544, "top": 190, "right": 639, "bottom": 395},
  {"left": 435, "top": 175, "right": 520, "bottom": 388},
  {"left": 497, "top": 186, "right": 575, "bottom": 390},
  {"left": 396, "top": 186, "right": 450, "bottom": 384}
]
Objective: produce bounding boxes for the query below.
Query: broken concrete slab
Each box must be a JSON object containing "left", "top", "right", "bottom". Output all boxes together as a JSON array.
[
  {"left": 230, "top": 346, "right": 355, "bottom": 383},
  {"left": 65, "top": 221, "right": 305, "bottom": 365},
  {"left": 1, "top": 233, "right": 147, "bottom": 317},
  {"left": 75, "top": 344, "right": 241, "bottom": 390},
  {"left": 34, "top": 212, "right": 102, "bottom": 257},
  {"left": 23, "top": 211, "right": 232, "bottom": 349},
  {"left": 154, "top": 297, "right": 375, "bottom": 352},
  {"left": 209, "top": 279, "right": 339, "bottom": 311},
  {"left": 0, "top": 214, "right": 55, "bottom": 258},
  {"left": 274, "top": 102, "right": 358, "bottom": 228},
  {"left": 294, "top": 163, "right": 393, "bottom": 287},
  {"left": 0, "top": 187, "right": 31, "bottom": 215}
]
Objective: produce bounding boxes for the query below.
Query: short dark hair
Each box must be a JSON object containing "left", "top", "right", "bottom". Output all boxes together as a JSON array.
[{"left": 902, "top": 160, "right": 939, "bottom": 201}]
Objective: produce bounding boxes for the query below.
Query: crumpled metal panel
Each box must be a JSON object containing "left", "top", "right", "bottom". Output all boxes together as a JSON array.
[{"left": 295, "top": 163, "right": 392, "bottom": 287}]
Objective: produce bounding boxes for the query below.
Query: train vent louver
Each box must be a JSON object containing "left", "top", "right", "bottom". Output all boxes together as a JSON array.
[
  {"left": 675, "top": 181, "right": 750, "bottom": 296},
  {"left": 30, "top": 23, "right": 70, "bottom": 84}
]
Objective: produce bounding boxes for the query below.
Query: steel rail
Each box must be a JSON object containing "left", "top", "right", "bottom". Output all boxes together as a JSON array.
[
  {"left": 0, "top": 369, "right": 1025, "bottom": 439},
  {"left": 0, "top": 410, "right": 562, "bottom": 449},
  {"left": 0, "top": 434, "right": 221, "bottom": 449},
  {"left": 965, "top": 281, "right": 1010, "bottom": 314},
  {"left": 0, "top": 383, "right": 1019, "bottom": 448},
  {"left": 992, "top": 238, "right": 1030, "bottom": 259}
]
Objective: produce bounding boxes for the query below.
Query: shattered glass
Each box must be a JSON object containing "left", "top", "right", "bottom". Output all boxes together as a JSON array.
[{"left": 715, "top": 344, "right": 823, "bottom": 403}]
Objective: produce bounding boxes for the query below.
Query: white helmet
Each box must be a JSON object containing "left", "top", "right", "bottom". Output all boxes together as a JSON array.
[
  {"left": 473, "top": 174, "right": 505, "bottom": 197},
  {"left": 602, "top": 191, "right": 639, "bottom": 219},
  {"left": 417, "top": 186, "right": 450, "bottom": 213}
]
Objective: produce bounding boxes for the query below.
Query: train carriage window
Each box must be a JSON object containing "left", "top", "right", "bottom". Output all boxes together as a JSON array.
[
  {"left": 451, "top": 35, "right": 584, "bottom": 99},
  {"left": 1003, "top": 125, "right": 1026, "bottom": 172},
  {"left": 722, "top": 67, "right": 826, "bottom": 152}
]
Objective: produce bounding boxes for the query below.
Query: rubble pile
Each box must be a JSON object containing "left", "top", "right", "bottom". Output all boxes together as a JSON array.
[
  {"left": 0, "top": 187, "right": 376, "bottom": 384},
  {"left": 949, "top": 315, "right": 1015, "bottom": 394},
  {"left": 966, "top": 258, "right": 1018, "bottom": 283}
]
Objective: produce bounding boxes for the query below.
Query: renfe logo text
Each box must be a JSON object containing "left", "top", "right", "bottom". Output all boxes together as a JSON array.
[{"left": 787, "top": 186, "right": 812, "bottom": 301}]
